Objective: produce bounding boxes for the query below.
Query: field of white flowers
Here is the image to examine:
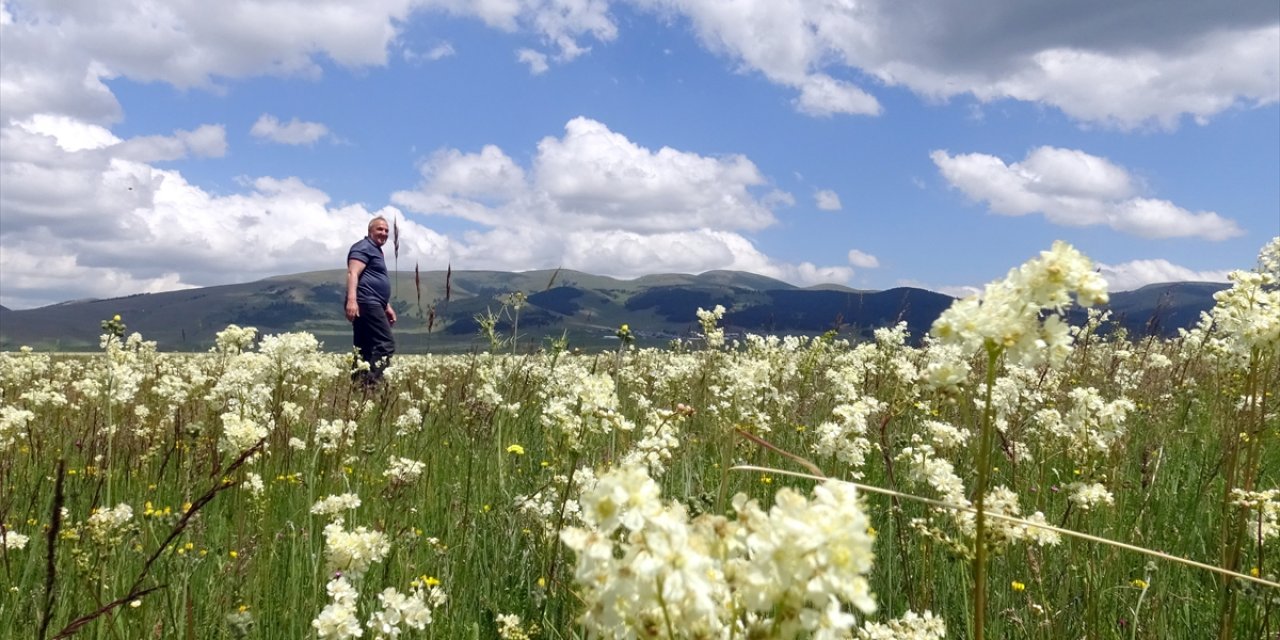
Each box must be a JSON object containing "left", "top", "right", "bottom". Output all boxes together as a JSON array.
[{"left": 1, "top": 240, "right": 1276, "bottom": 640}]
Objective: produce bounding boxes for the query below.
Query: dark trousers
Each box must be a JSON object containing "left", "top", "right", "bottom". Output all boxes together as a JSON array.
[{"left": 353, "top": 303, "right": 395, "bottom": 384}]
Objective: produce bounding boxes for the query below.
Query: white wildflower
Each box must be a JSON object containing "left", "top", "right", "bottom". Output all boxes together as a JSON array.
[
  {"left": 2, "top": 530, "right": 30, "bottom": 550},
  {"left": 1067, "top": 483, "right": 1115, "bottom": 511},
  {"left": 323, "top": 520, "right": 390, "bottom": 580},
  {"left": 87, "top": 503, "right": 134, "bottom": 544},
  {"left": 312, "top": 494, "right": 363, "bottom": 518},
  {"left": 859, "top": 610, "right": 947, "bottom": 639},
  {"left": 384, "top": 457, "right": 426, "bottom": 485},
  {"left": 313, "top": 575, "right": 363, "bottom": 639}
]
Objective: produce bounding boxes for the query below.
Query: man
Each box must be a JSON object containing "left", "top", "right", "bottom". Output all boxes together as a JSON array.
[{"left": 346, "top": 216, "right": 397, "bottom": 385}]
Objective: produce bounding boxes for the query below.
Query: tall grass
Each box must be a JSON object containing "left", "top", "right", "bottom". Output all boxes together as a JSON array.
[{"left": 0, "top": 308, "right": 1275, "bottom": 638}]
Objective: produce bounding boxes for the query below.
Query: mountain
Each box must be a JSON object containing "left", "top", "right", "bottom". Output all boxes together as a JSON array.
[{"left": 0, "top": 270, "right": 1229, "bottom": 352}]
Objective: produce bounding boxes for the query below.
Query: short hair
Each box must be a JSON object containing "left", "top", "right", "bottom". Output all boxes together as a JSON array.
[{"left": 368, "top": 216, "right": 388, "bottom": 232}]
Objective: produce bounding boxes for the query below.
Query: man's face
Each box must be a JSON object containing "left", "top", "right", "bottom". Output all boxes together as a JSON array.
[{"left": 369, "top": 221, "right": 390, "bottom": 247}]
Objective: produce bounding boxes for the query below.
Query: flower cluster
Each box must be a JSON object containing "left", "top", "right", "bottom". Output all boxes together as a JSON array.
[
  {"left": 1067, "top": 482, "right": 1115, "bottom": 512},
  {"left": 384, "top": 457, "right": 425, "bottom": 485},
  {"left": 561, "top": 463, "right": 885, "bottom": 638},
  {"left": 858, "top": 609, "right": 947, "bottom": 639},
  {"left": 1033, "top": 387, "right": 1135, "bottom": 459},
  {"left": 313, "top": 576, "right": 362, "bottom": 639},
  {"left": 322, "top": 519, "right": 391, "bottom": 580},
  {"left": 86, "top": 503, "right": 134, "bottom": 544},
  {"left": 367, "top": 584, "right": 445, "bottom": 638},
  {"left": 316, "top": 418, "right": 359, "bottom": 452},
  {"left": 931, "top": 241, "right": 1108, "bottom": 366},
  {"left": 1231, "top": 488, "right": 1279, "bottom": 541},
  {"left": 2, "top": 529, "right": 30, "bottom": 550},
  {"left": 312, "top": 493, "right": 363, "bottom": 518},
  {"left": 0, "top": 405, "right": 34, "bottom": 451},
  {"left": 213, "top": 324, "right": 258, "bottom": 355},
  {"left": 539, "top": 362, "right": 631, "bottom": 450},
  {"left": 219, "top": 411, "right": 268, "bottom": 456},
  {"left": 696, "top": 304, "right": 727, "bottom": 349}
]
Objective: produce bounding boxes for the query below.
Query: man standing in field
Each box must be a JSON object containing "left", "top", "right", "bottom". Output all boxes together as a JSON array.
[{"left": 346, "top": 216, "right": 397, "bottom": 386}]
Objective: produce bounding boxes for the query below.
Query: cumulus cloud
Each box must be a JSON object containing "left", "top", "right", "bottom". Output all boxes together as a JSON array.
[
  {"left": 931, "top": 146, "right": 1244, "bottom": 240},
  {"left": 0, "top": 114, "right": 848, "bottom": 308},
  {"left": 0, "top": 0, "right": 628, "bottom": 126},
  {"left": 636, "top": 0, "right": 1276, "bottom": 126},
  {"left": 392, "top": 117, "right": 847, "bottom": 285},
  {"left": 815, "top": 189, "right": 842, "bottom": 211},
  {"left": 847, "top": 249, "right": 879, "bottom": 268},
  {"left": 0, "top": 0, "right": 427, "bottom": 125},
  {"left": 13, "top": 115, "right": 226, "bottom": 163},
  {"left": 1097, "top": 258, "right": 1232, "bottom": 291},
  {"left": 250, "top": 114, "right": 331, "bottom": 146},
  {"left": 1, "top": 1, "right": 1272, "bottom": 128},
  {"left": 516, "top": 48, "right": 550, "bottom": 74},
  {"left": 434, "top": 0, "right": 617, "bottom": 61},
  {"left": 397, "top": 117, "right": 779, "bottom": 232},
  {"left": 794, "top": 74, "right": 882, "bottom": 116},
  {"left": 0, "top": 115, "right": 447, "bottom": 308}
]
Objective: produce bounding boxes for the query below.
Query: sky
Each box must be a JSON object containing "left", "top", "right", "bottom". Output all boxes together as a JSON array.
[{"left": 0, "top": 0, "right": 1277, "bottom": 310}]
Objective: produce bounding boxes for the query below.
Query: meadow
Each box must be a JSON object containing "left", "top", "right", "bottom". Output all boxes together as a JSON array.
[{"left": 1, "top": 241, "right": 1276, "bottom": 639}]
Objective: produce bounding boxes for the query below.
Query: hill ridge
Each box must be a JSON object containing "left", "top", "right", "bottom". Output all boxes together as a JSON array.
[{"left": 0, "top": 269, "right": 1227, "bottom": 352}]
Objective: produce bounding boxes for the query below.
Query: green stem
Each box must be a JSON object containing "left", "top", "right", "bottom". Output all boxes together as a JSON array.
[
  {"left": 972, "top": 344, "right": 1001, "bottom": 640},
  {"left": 1217, "top": 347, "right": 1267, "bottom": 640}
]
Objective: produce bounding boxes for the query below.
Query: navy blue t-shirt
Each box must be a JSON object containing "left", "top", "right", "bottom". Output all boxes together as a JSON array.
[{"left": 347, "top": 237, "right": 391, "bottom": 306}]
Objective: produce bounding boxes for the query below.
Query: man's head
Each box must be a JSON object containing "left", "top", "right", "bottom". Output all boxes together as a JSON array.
[{"left": 368, "top": 216, "right": 390, "bottom": 247}]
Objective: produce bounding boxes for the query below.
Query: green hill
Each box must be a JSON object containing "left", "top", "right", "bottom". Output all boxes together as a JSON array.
[{"left": 0, "top": 271, "right": 1228, "bottom": 352}]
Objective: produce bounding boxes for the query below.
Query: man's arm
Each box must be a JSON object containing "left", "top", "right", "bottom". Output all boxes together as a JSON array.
[
  {"left": 345, "top": 258, "right": 366, "bottom": 322},
  {"left": 385, "top": 303, "right": 397, "bottom": 326}
]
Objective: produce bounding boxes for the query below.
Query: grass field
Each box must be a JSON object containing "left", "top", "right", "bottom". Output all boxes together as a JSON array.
[{"left": 1, "top": 243, "right": 1276, "bottom": 639}]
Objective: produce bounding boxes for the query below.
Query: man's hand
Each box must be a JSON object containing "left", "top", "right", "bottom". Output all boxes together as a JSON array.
[
  {"left": 386, "top": 305, "right": 397, "bottom": 326},
  {"left": 345, "top": 300, "right": 359, "bottom": 322}
]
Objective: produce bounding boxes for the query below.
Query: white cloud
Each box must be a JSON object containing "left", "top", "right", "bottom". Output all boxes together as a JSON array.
[
  {"left": 418, "top": 145, "right": 528, "bottom": 200},
  {"left": 177, "top": 125, "right": 229, "bottom": 157},
  {"left": 1098, "top": 258, "right": 1232, "bottom": 291},
  {"left": 405, "top": 41, "right": 456, "bottom": 62},
  {"left": 847, "top": 249, "right": 879, "bottom": 268},
  {"left": 115, "top": 125, "right": 229, "bottom": 162},
  {"left": 15, "top": 114, "right": 120, "bottom": 151},
  {"left": 0, "top": 243, "right": 194, "bottom": 309},
  {"left": 0, "top": 0, "right": 423, "bottom": 124},
  {"left": 0, "top": 113, "right": 847, "bottom": 308},
  {"left": 0, "top": 116, "right": 449, "bottom": 308},
  {"left": 2, "top": 1, "right": 1271, "bottom": 128},
  {"left": 794, "top": 74, "right": 882, "bottom": 116},
  {"left": 391, "top": 116, "right": 845, "bottom": 285},
  {"left": 635, "top": 0, "right": 1276, "bottom": 126},
  {"left": 531, "top": 117, "right": 777, "bottom": 231},
  {"left": 397, "top": 117, "right": 780, "bottom": 233},
  {"left": 814, "top": 189, "right": 842, "bottom": 211},
  {"left": 15, "top": 115, "right": 226, "bottom": 163},
  {"left": 251, "top": 114, "right": 331, "bottom": 146},
  {"left": 763, "top": 189, "right": 796, "bottom": 209},
  {"left": 516, "top": 48, "right": 549, "bottom": 74},
  {"left": 931, "top": 146, "right": 1243, "bottom": 240},
  {"left": 433, "top": 0, "right": 617, "bottom": 61}
]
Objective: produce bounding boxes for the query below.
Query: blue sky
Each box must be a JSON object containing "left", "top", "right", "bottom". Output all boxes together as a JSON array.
[{"left": 1, "top": 0, "right": 1277, "bottom": 309}]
